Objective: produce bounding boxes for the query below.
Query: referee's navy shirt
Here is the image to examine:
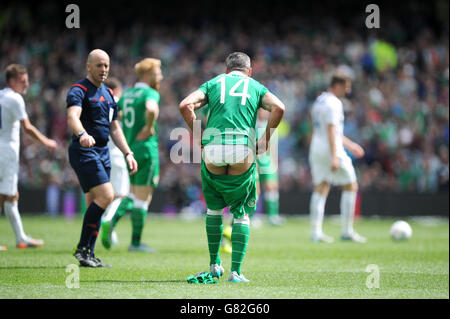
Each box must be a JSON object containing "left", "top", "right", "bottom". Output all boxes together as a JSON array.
[
  {"left": 66, "top": 78, "right": 118, "bottom": 192},
  {"left": 66, "top": 78, "right": 118, "bottom": 146}
]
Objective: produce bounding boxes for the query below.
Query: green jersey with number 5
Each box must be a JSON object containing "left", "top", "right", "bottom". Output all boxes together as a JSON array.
[
  {"left": 118, "top": 82, "right": 159, "bottom": 159},
  {"left": 198, "top": 71, "right": 269, "bottom": 146}
]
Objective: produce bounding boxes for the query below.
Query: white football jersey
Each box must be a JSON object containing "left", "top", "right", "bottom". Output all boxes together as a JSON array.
[
  {"left": 309, "top": 91, "right": 345, "bottom": 158},
  {"left": 0, "top": 87, "right": 28, "bottom": 154}
]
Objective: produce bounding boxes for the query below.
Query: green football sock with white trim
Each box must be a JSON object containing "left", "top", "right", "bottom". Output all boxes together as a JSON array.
[
  {"left": 264, "top": 190, "right": 279, "bottom": 217},
  {"left": 111, "top": 196, "right": 134, "bottom": 227},
  {"left": 231, "top": 219, "right": 250, "bottom": 275},
  {"left": 206, "top": 210, "right": 223, "bottom": 265}
]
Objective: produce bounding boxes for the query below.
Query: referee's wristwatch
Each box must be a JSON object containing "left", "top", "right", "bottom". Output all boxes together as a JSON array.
[
  {"left": 77, "top": 131, "right": 85, "bottom": 138},
  {"left": 125, "top": 152, "right": 134, "bottom": 158}
]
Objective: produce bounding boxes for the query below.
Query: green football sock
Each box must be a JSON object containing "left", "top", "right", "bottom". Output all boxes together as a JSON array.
[
  {"left": 131, "top": 207, "right": 147, "bottom": 246},
  {"left": 264, "top": 199, "right": 279, "bottom": 217},
  {"left": 264, "top": 190, "right": 279, "bottom": 217},
  {"left": 231, "top": 222, "right": 250, "bottom": 275},
  {"left": 206, "top": 213, "right": 223, "bottom": 265},
  {"left": 111, "top": 196, "right": 134, "bottom": 227}
]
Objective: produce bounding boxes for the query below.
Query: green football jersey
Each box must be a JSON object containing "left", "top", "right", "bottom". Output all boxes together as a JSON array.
[
  {"left": 118, "top": 82, "right": 160, "bottom": 157},
  {"left": 198, "top": 71, "right": 269, "bottom": 146}
]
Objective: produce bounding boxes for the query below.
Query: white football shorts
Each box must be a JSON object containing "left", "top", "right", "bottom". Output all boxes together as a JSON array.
[
  {"left": 0, "top": 146, "right": 19, "bottom": 196},
  {"left": 110, "top": 155, "right": 129, "bottom": 197},
  {"left": 309, "top": 151, "right": 356, "bottom": 186}
]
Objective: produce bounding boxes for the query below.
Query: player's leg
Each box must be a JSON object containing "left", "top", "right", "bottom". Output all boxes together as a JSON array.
[
  {"left": 1, "top": 193, "right": 25, "bottom": 245},
  {"left": 74, "top": 182, "right": 114, "bottom": 267},
  {"left": 334, "top": 156, "right": 366, "bottom": 243},
  {"left": 229, "top": 214, "right": 250, "bottom": 282},
  {"left": 110, "top": 193, "right": 135, "bottom": 227},
  {"left": 201, "top": 159, "right": 228, "bottom": 277},
  {"left": 127, "top": 184, "right": 157, "bottom": 252},
  {"left": 1, "top": 192, "right": 44, "bottom": 248},
  {"left": 340, "top": 181, "right": 366, "bottom": 243},
  {"left": 262, "top": 178, "right": 285, "bottom": 226},
  {"left": 310, "top": 181, "right": 333, "bottom": 243},
  {"left": 221, "top": 166, "right": 249, "bottom": 254},
  {"left": 108, "top": 160, "right": 135, "bottom": 231},
  {"left": 225, "top": 156, "right": 256, "bottom": 282},
  {"left": 206, "top": 208, "right": 225, "bottom": 277},
  {"left": 101, "top": 192, "right": 134, "bottom": 249},
  {"left": 0, "top": 158, "right": 43, "bottom": 248},
  {"left": 257, "top": 151, "right": 283, "bottom": 226},
  {"left": 309, "top": 155, "right": 334, "bottom": 243},
  {"left": 101, "top": 161, "right": 130, "bottom": 248},
  {"left": 102, "top": 159, "right": 129, "bottom": 223}
]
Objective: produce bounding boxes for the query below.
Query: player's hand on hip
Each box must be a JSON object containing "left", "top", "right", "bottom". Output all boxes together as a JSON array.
[
  {"left": 126, "top": 153, "right": 138, "bottom": 175},
  {"left": 80, "top": 134, "right": 96, "bottom": 148},
  {"left": 256, "top": 137, "right": 268, "bottom": 155},
  {"left": 331, "top": 156, "right": 339, "bottom": 171},
  {"left": 45, "top": 139, "right": 58, "bottom": 151}
]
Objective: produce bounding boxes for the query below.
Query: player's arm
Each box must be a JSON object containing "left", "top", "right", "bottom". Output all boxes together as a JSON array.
[
  {"left": 342, "top": 135, "right": 365, "bottom": 158},
  {"left": 179, "top": 89, "right": 208, "bottom": 131},
  {"left": 257, "top": 92, "right": 286, "bottom": 154},
  {"left": 327, "top": 124, "right": 339, "bottom": 171},
  {"left": 67, "top": 106, "right": 96, "bottom": 148},
  {"left": 110, "top": 120, "right": 137, "bottom": 175},
  {"left": 136, "top": 100, "right": 159, "bottom": 141},
  {"left": 20, "top": 118, "right": 57, "bottom": 151}
]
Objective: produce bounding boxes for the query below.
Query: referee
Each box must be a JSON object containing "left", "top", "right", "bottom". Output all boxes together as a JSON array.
[{"left": 67, "top": 49, "right": 137, "bottom": 267}]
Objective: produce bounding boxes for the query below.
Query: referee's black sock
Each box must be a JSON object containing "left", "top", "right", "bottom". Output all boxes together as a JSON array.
[
  {"left": 88, "top": 219, "right": 102, "bottom": 257},
  {"left": 77, "top": 202, "right": 105, "bottom": 252}
]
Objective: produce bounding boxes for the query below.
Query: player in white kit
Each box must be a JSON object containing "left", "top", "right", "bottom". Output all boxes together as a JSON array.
[
  {"left": 101, "top": 77, "right": 130, "bottom": 246},
  {"left": 0, "top": 64, "right": 57, "bottom": 249},
  {"left": 308, "top": 73, "right": 366, "bottom": 243}
]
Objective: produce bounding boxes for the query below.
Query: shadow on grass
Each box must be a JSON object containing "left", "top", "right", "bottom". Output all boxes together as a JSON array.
[{"left": 82, "top": 279, "right": 186, "bottom": 284}]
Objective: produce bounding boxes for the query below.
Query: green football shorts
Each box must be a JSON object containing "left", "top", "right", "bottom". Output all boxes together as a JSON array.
[
  {"left": 129, "top": 155, "right": 159, "bottom": 187},
  {"left": 201, "top": 161, "right": 258, "bottom": 219}
]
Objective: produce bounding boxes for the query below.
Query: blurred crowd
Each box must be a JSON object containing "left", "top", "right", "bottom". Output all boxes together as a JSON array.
[{"left": 0, "top": 4, "right": 448, "bottom": 214}]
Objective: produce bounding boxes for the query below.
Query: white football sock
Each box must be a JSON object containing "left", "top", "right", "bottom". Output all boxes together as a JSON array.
[
  {"left": 341, "top": 191, "right": 357, "bottom": 236},
  {"left": 206, "top": 208, "right": 224, "bottom": 216},
  {"left": 234, "top": 215, "right": 250, "bottom": 225},
  {"left": 102, "top": 197, "right": 122, "bottom": 222},
  {"left": 264, "top": 190, "right": 279, "bottom": 201},
  {"left": 4, "top": 201, "right": 27, "bottom": 244},
  {"left": 134, "top": 198, "right": 149, "bottom": 211},
  {"left": 310, "top": 192, "right": 326, "bottom": 237}
]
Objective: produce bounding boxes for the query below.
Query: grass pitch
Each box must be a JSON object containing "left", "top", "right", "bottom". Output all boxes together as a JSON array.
[{"left": 0, "top": 214, "right": 448, "bottom": 299}]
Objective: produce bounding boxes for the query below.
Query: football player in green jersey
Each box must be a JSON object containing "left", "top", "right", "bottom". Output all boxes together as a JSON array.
[
  {"left": 101, "top": 58, "right": 163, "bottom": 253},
  {"left": 179, "top": 52, "right": 285, "bottom": 282}
]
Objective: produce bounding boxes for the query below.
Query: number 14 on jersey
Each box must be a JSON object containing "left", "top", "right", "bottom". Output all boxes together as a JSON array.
[{"left": 217, "top": 77, "right": 251, "bottom": 105}]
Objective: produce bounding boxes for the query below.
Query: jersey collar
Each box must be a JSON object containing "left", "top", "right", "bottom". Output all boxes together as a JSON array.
[
  {"left": 135, "top": 82, "right": 150, "bottom": 89},
  {"left": 228, "top": 70, "right": 247, "bottom": 76}
]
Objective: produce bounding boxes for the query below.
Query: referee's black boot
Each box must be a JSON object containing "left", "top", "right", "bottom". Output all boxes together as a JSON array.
[{"left": 73, "top": 247, "right": 97, "bottom": 267}]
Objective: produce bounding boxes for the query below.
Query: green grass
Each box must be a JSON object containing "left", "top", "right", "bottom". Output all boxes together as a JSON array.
[{"left": 0, "top": 214, "right": 448, "bottom": 299}]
